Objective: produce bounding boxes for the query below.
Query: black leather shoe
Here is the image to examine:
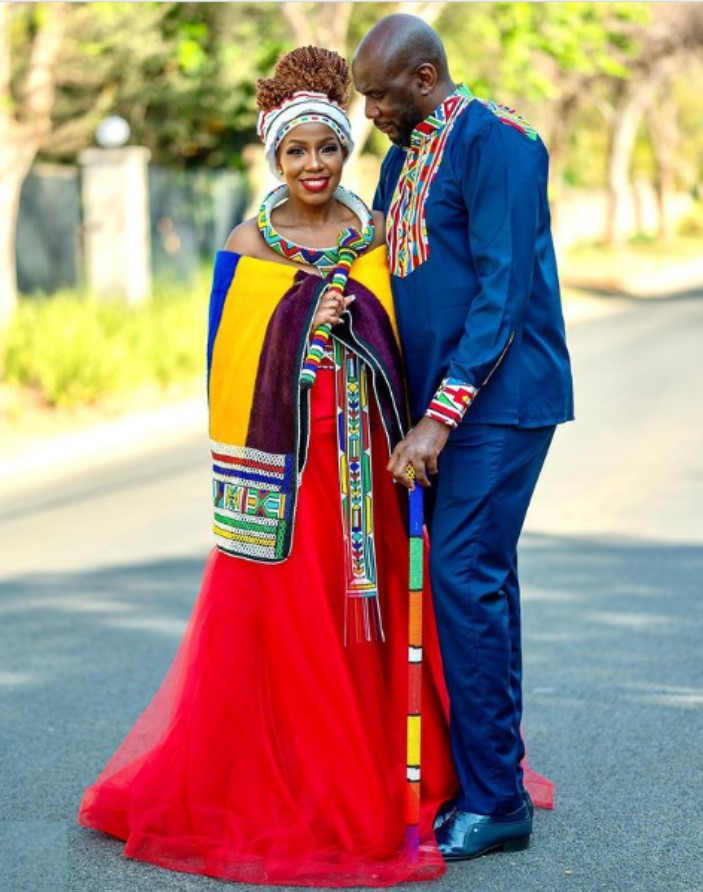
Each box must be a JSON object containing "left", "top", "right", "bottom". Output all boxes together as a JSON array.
[
  {"left": 435, "top": 789, "right": 533, "bottom": 832},
  {"left": 436, "top": 788, "right": 533, "bottom": 830},
  {"left": 436, "top": 802, "right": 532, "bottom": 861}
]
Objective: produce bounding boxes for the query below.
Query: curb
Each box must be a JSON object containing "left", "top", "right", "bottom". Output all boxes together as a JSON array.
[
  {"left": 561, "top": 258, "right": 703, "bottom": 300},
  {"left": 0, "top": 398, "right": 207, "bottom": 497}
]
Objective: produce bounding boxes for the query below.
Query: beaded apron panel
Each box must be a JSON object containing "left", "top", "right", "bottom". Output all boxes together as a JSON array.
[{"left": 212, "top": 442, "right": 295, "bottom": 562}]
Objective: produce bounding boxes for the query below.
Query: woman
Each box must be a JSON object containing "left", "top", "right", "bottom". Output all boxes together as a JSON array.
[{"left": 78, "top": 47, "right": 459, "bottom": 886}]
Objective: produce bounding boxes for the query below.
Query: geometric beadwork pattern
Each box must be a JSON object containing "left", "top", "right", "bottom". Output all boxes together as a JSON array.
[
  {"left": 258, "top": 184, "right": 373, "bottom": 275},
  {"left": 386, "top": 85, "right": 473, "bottom": 279},
  {"left": 211, "top": 441, "right": 294, "bottom": 561},
  {"left": 425, "top": 376, "right": 479, "bottom": 429},
  {"left": 335, "top": 339, "right": 384, "bottom": 644},
  {"left": 478, "top": 97, "right": 538, "bottom": 141}
]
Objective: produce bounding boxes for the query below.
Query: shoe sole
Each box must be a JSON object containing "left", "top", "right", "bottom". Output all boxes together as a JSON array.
[{"left": 442, "top": 834, "right": 531, "bottom": 861}]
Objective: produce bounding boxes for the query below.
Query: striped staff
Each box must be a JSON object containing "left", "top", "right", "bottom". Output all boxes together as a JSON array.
[
  {"left": 299, "top": 227, "right": 368, "bottom": 389},
  {"left": 405, "top": 481, "right": 424, "bottom": 857}
]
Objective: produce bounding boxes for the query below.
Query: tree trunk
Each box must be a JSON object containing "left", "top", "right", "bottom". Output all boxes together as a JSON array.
[
  {"left": 0, "top": 175, "right": 22, "bottom": 328},
  {"left": 0, "top": 137, "right": 36, "bottom": 327},
  {"left": 0, "top": 1, "right": 67, "bottom": 327},
  {"left": 281, "top": 2, "right": 354, "bottom": 53},
  {"left": 604, "top": 72, "right": 662, "bottom": 247},
  {"left": 647, "top": 90, "right": 678, "bottom": 240},
  {"left": 543, "top": 92, "right": 580, "bottom": 232}
]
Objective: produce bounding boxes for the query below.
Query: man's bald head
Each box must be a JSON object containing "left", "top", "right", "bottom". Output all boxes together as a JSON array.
[
  {"left": 353, "top": 14, "right": 450, "bottom": 84},
  {"left": 352, "top": 14, "right": 454, "bottom": 147}
]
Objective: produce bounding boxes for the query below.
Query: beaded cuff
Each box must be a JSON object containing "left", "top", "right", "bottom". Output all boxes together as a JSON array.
[{"left": 425, "top": 377, "right": 478, "bottom": 428}]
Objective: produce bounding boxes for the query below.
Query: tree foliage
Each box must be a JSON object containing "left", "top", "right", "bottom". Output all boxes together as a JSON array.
[
  {"left": 13, "top": 0, "right": 698, "bottom": 188},
  {"left": 43, "top": 2, "right": 290, "bottom": 168}
]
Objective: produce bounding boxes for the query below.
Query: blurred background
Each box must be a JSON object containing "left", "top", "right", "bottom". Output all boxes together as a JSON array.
[{"left": 0, "top": 0, "right": 701, "bottom": 433}]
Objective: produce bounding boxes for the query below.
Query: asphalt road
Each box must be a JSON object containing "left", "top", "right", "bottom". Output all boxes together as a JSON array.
[{"left": 1, "top": 290, "right": 702, "bottom": 892}]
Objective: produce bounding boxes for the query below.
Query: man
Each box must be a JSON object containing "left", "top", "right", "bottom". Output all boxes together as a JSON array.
[{"left": 353, "top": 15, "right": 574, "bottom": 860}]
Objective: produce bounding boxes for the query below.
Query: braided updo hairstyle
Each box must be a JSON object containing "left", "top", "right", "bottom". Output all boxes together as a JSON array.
[{"left": 256, "top": 46, "right": 351, "bottom": 112}]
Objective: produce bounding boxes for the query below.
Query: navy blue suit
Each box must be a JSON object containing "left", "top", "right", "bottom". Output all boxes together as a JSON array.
[{"left": 375, "top": 90, "right": 573, "bottom": 815}]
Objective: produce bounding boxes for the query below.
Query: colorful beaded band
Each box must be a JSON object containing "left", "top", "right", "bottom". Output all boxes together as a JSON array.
[
  {"left": 257, "top": 91, "right": 354, "bottom": 179},
  {"left": 258, "top": 184, "right": 373, "bottom": 276},
  {"left": 425, "top": 377, "right": 478, "bottom": 428}
]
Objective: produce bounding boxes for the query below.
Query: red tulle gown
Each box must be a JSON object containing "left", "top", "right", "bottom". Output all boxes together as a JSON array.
[
  {"left": 79, "top": 369, "right": 458, "bottom": 886},
  {"left": 78, "top": 370, "right": 553, "bottom": 886}
]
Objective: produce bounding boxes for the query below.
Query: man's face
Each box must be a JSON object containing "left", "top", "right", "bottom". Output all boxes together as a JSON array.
[{"left": 353, "top": 57, "right": 425, "bottom": 147}]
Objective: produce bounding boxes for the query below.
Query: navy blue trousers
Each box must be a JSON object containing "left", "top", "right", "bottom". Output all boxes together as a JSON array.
[{"left": 425, "top": 423, "right": 555, "bottom": 816}]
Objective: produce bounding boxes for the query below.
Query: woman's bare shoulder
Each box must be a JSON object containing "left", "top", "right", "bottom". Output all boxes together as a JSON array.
[{"left": 223, "top": 217, "right": 265, "bottom": 256}]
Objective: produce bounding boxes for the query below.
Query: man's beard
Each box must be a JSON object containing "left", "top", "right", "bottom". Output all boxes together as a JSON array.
[{"left": 391, "top": 97, "right": 425, "bottom": 147}]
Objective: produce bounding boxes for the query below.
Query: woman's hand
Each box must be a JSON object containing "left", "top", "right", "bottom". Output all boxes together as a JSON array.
[{"left": 311, "top": 286, "right": 356, "bottom": 330}]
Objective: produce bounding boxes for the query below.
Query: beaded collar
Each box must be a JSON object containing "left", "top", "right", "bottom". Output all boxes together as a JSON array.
[
  {"left": 257, "top": 184, "right": 374, "bottom": 275},
  {"left": 409, "top": 84, "right": 474, "bottom": 151},
  {"left": 410, "top": 83, "right": 538, "bottom": 151},
  {"left": 386, "top": 86, "right": 473, "bottom": 278}
]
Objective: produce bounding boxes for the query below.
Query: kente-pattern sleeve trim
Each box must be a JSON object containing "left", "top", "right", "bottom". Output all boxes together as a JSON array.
[{"left": 425, "top": 377, "right": 478, "bottom": 428}]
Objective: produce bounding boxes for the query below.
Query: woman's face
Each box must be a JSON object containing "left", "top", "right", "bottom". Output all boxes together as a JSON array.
[{"left": 277, "top": 122, "right": 346, "bottom": 204}]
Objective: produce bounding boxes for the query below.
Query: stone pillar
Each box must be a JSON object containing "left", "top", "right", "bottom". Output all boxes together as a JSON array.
[{"left": 79, "top": 146, "right": 151, "bottom": 303}]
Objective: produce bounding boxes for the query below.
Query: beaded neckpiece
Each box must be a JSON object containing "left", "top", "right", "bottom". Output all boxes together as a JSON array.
[{"left": 257, "top": 184, "right": 374, "bottom": 275}]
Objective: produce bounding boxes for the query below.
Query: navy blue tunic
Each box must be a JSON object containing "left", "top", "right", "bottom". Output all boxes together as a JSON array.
[{"left": 374, "top": 96, "right": 574, "bottom": 429}]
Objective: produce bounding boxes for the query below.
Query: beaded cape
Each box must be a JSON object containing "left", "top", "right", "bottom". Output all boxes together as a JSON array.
[{"left": 207, "top": 248, "right": 405, "bottom": 564}]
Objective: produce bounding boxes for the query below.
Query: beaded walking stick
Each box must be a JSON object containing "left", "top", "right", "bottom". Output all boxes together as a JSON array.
[
  {"left": 299, "top": 228, "right": 368, "bottom": 389},
  {"left": 406, "top": 480, "right": 424, "bottom": 857}
]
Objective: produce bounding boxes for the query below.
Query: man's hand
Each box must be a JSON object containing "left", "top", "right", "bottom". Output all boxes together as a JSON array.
[{"left": 387, "top": 416, "right": 451, "bottom": 490}]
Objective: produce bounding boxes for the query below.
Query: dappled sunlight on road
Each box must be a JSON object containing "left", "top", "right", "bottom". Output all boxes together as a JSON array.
[
  {"left": 106, "top": 615, "right": 189, "bottom": 638},
  {"left": 584, "top": 610, "right": 677, "bottom": 630},
  {"left": 0, "top": 594, "right": 132, "bottom": 616},
  {"left": 619, "top": 683, "right": 703, "bottom": 710},
  {"left": 0, "top": 671, "right": 36, "bottom": 688}
]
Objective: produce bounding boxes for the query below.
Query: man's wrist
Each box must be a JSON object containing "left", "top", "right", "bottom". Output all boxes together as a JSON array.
[{"left": 425, "top": 377, "right": 478, "bottom": 429}]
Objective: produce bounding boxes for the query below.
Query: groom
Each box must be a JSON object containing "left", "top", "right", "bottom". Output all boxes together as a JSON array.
[{"left": 353, "top": 14, "right": 573, "bottom": 860}]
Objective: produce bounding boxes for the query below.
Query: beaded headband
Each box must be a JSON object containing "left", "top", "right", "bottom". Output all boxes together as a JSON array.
[{"left": 257, "top": 91, "right": 355, "bottom": 180}]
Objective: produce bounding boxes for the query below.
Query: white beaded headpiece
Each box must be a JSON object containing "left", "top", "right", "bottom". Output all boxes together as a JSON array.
[{"left": 257, "top": 91, "right": 355, "bottom": 180}]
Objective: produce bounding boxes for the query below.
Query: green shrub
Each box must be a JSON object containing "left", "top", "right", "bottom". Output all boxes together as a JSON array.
[
  {"left": 3, "top": 274, "right": 208, "bottom": 408},
  {"left": 677, "top": 201, "right": 703, "bottom": 237}
]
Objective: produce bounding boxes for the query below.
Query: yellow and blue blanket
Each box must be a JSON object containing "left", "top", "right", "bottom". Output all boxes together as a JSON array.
[{"left": 207, "top": 246, "right": 406, "bottom": 563}]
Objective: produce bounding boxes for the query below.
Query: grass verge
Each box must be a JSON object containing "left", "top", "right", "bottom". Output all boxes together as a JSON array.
[{"left": 2, "top": 271, "right": 209, "bottom": 411}]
